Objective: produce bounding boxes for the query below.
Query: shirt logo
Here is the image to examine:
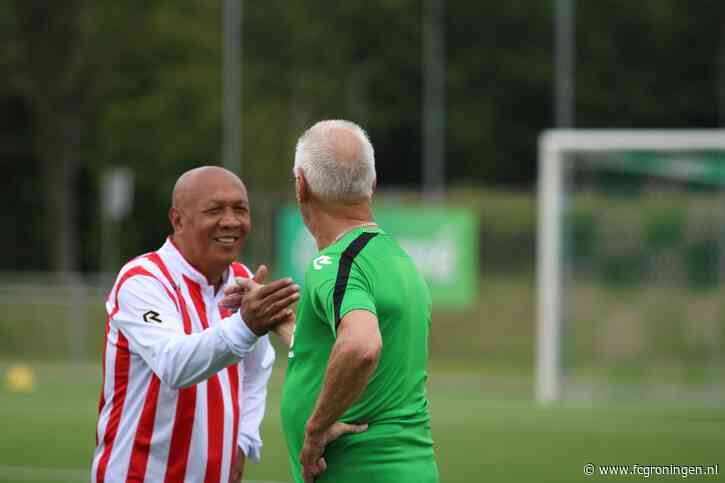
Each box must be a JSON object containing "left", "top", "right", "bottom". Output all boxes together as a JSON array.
[
  {"left": 142, "top": 310, "right": 163, "bottom": 324},
  {"left": 313, "top": 255, "right": 333, "bottom": 270},
  {"left": 288, "top": 323, "right": 297, "bottom": 359}
]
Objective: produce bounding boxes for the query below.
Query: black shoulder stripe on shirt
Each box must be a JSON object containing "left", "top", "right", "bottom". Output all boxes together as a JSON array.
[{"left": 333, "top": 231, "right": 379, "bottom": 327}]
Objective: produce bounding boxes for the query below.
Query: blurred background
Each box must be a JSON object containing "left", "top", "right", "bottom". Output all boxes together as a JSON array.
[{"left": 1, "top": 1, "right": 724, "bottom": 482}]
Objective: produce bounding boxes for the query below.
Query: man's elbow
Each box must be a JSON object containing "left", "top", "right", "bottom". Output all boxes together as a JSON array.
[
  {"left": 156, "top": 357, "right": 203, "bottom": 389},
  {"left": 336, "top": 313, "right": 383, "bottom": 369},
  {"left": 364, "top": 336, "right": 382, "bottom": 366},
  {"left": 160, "top": 370, "right": 193, "bottom": 390},
  {"left": 346, "top": 335, "right": 382, "bottom": 369}
]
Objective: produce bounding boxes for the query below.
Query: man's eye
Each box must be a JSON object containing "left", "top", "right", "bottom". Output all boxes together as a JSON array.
[
  {"left": 234, "top": 206, "right": 248, "bottom": 214},
  {"left": 206, "top": 208, "right": 222, "bottom": 214}
]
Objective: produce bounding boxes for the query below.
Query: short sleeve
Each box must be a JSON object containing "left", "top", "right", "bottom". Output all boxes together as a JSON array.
[{"left": 312, "top": 262, "right": 377, "bottom": 336}]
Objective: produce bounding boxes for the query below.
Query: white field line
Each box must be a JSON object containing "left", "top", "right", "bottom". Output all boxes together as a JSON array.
[{"left": 0, "top": 466, "right": 288, "bottom": 483}]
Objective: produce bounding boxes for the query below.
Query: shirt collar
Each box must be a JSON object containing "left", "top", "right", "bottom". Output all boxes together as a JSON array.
[{"left": 158, "top": 237, "right": 229, "bottom": 288}]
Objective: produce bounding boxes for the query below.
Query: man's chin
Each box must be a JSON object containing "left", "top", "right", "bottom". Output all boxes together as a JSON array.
[{"left": 213, "top": 242, "right": 243, "bottom": 261}]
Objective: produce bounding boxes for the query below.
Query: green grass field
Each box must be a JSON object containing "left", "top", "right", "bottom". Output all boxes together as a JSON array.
[{"left": 0, "top": 359, "right": 723, "bottom": 483}]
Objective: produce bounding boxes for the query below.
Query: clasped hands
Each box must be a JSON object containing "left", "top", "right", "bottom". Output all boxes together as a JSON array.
[{"left": 220, "top": 265, "right": 298, "bottom": 336}]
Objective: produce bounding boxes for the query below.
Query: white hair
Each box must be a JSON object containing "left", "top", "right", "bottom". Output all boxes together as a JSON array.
[{"left": 293, "top": 119, "right": 376, "bottom": 202}]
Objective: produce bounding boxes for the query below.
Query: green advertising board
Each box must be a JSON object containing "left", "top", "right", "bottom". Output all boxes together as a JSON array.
[{"left": 276, "top": 204, "right": 478, "bottom": 308}]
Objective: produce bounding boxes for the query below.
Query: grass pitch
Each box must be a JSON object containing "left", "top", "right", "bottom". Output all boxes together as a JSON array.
[{"left": 0, "top": 360, "right": 722, "bottom": 483}]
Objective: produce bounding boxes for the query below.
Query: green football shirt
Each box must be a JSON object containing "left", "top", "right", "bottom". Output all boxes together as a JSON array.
[{"left": 280, "top": 226, "right": 439, "bottom": 483}]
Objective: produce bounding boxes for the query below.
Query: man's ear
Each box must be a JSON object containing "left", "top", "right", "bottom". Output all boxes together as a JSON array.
[
  {"left": 372, "top": 176, "right": 377, "bottom": 194},
  {"left": 296, "top": 172, "right": 308, "bottom": 203},
  {"left": 169, "top": 206, "right": 183, "bottom": 233}
]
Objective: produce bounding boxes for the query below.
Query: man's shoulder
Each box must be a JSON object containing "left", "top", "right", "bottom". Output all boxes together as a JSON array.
[
  {"left": 112, "top": 252, "right": 173, "bottom": 295},
  {"left": 304, "top": 252, "right": 340, "bottom": 288},
  {"left": 230, "top": 261, "right": 253, "bottom": 278},
  {"left": 307, "top": 234, "right": 383, "bottom": 278},
  {"left": 115, "top": 252, "right": 154, "bottom": 278}
]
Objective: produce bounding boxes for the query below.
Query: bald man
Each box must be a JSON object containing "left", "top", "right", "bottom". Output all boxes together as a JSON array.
[{"left": 92, "top": 166, "right": 298, "bottom": 483}]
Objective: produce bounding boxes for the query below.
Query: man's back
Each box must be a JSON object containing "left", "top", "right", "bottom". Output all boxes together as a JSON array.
[{"left": 281, "top": 226, "right": 438, "bottom": 483}]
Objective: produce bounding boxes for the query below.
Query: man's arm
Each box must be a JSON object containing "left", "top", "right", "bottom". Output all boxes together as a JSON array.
[
  {"left": 112, "top": 276, "right": 256, "bottom": 389},
  {"left": 229, "top": 449, "right": 245, "bottom": 483},
  {"left": 112, "top": 274, "right": 296, "bottom": 389},
  {"left": 228, "top": 336, "right": 274, "bottom": 482},
  {"left": 221, "top": 267, "right": 297, "bottom": 348},
  {"left": 271, "top": 317, "right": 295, "bottom": 348},
  {"left": 237, "top": 335, "right": 275, "bottom": 463},
  {"left": 298, "top": 310, "right": 380, "bottom": 481},
  {"left": 305, "top": 309, "right": 381, "bottom": 433}
]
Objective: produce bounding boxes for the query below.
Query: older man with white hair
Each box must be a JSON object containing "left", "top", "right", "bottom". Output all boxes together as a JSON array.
[{"left": 280, "top": 120, "right": 439, "bottom": 483}]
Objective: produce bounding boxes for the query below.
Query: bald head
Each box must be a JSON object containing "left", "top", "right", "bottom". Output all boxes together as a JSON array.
[
  {"left": 293, "top": 120, "right": 376, "bottom": 202},
  {"left": 168, "top": 166, "right": 250, "bottom": 283},
  {"left": 172, "top": 166, "right": 245, "bottom": 211}
]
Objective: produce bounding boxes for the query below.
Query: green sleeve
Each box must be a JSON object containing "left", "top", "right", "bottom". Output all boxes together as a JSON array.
[{"left": 311, "top": 262, "right": 377, "bottom": 337}]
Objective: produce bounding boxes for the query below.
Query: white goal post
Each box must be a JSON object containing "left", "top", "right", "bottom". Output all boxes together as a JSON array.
[{"left": 536, "top": 129, "right": 725, "bottom": 404}]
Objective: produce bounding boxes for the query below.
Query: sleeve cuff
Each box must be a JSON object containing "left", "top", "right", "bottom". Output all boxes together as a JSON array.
[
  {"left": 237, "top": 434, "right": 262, "bottom": 464},
  {"left": 218, "top": 311, "right": 259, "bottom": 358}
]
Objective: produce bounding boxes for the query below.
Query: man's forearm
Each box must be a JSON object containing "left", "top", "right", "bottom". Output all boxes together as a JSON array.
[
  {"left": 117, "top": 311, "right": 259, "bottom": 389},
  {"left": 305, "top": 339, "right": 379, "bottom": 435},
  {"left": 272, "top": 319, "right": 295, "bottom": 348}
]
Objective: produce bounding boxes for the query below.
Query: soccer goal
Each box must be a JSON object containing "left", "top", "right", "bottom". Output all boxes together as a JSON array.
[{"left": 537, "top": 130, "right": 725, "bottom": 404}]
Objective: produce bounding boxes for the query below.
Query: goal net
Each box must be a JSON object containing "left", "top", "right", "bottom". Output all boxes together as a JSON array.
[{"left": 537, "top": 130, "right": 725, "bottom": 404}]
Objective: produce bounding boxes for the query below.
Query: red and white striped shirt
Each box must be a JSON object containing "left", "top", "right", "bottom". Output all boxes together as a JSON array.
[{"left": 92, "top": 238, "right": 274, "bottom": 483}]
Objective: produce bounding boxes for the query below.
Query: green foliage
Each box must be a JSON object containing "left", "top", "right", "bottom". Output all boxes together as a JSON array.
[{"left": 2, "top": 2, "right": 725, "bottom": 269}]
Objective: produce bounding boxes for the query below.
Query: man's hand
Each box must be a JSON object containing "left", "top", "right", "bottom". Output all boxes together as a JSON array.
[
  {"left": 229, "top": 447, "right": 246, "bottom": 483},
  {"left": 221, "top": 266, "right": 298, "bottom": 344},
  {"left": 234, "top": 265, "right": 300, "bottom": 336},
  {"left": 220, "top": 265, "right": 271, "bottom": 312},
  {"left": 299, "top": 422, "right": 368, "bottom": 483},
  {"left": 220, "top": 284, "right": 244, "bottom": 312},
  {"left": 272, "top": 313, "right": 296, "bottom": 348}
]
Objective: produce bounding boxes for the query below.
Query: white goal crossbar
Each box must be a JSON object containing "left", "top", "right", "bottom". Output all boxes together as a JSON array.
[{"left": 536, "top": 129, "right": 725, "bottom": 404}]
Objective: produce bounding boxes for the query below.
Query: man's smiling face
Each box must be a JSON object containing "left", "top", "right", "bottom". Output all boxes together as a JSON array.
[{"left": 170, "top": 167, "right": 251, "bottom": 282}]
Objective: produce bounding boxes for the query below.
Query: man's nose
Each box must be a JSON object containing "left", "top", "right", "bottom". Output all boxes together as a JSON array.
[{"left": 219, "top": 209, "right": 243, "bottom": 227}]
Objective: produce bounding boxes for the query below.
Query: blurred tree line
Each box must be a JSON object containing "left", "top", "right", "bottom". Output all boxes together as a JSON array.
[{"left": 0, "top": 0, "right": 723, "bottom": 272}]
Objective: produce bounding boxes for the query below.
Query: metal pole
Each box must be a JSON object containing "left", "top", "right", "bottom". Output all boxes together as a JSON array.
[
  {"left": 223, "top": 0, "right": 241, "bottom": 174},
  {"left": 422, "top": 0, "right": 446, "bottom": 201},
  {"left": 549, "top": 0, "right": 574, "bottom": 403},
  {"left": 719, "top": 32, "right": 725, "bottom": 126},
  {"left": 554, "top": 0, "right": 575, "bottom": 127},
  {"left": 536, "top": 134, "right": 564, "bottom": 404}
]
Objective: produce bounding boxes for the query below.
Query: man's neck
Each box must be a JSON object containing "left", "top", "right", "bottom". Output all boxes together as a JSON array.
[
  {"left": 170, "top": 236, "right": 227, "bottom": 292},
  {"left": 207, "top": 268, "right": 226, "bottom": 293},
  {"left": 306, "top": 202, "right": 375, "bottom": 250},
  {"left": 193, "top": 263, "right": 227, "bottom": 293}
]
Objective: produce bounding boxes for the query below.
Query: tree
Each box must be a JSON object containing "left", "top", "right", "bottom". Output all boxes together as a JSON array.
[
  {"left": 2, "top": 1, "right": 725, "bottom": 271},
  {"left": 2, "top": 1, "right": 158, "bottom": 270},
  {"left": 1, "top": 1, "right": 219, "bottom": 270}
]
